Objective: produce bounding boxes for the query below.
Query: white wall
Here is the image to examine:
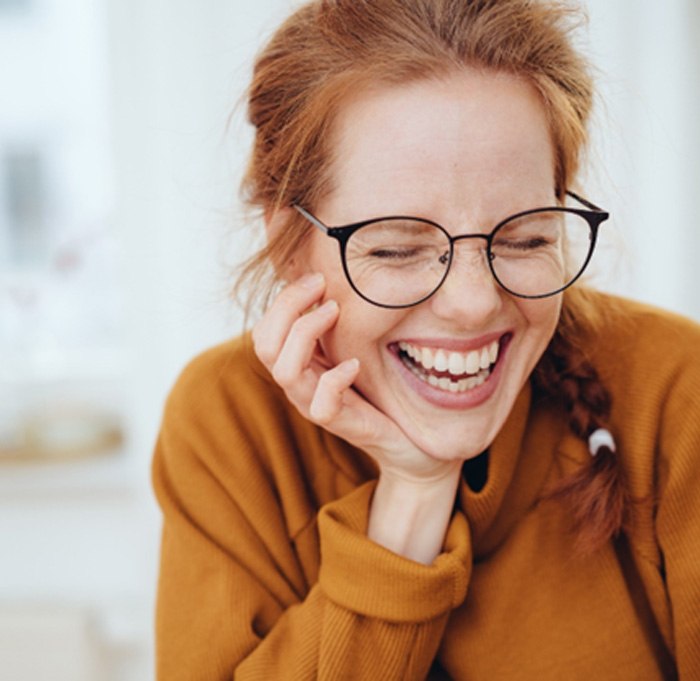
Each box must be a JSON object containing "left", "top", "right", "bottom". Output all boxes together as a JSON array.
[
  {"left": 1, "top": 2, "right": 293, "bottom": 679},
  {"left": 583, "top": 0, "right": 700, "bottom": 319}
]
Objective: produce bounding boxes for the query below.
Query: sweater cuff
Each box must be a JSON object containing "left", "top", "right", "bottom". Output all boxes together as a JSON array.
[{"left": 318, "top": 481, "right": 471, "bottom": 623}]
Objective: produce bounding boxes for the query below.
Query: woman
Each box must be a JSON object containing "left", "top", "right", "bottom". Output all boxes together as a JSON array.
[{"left": 152, "top": 1, "right": 700, "bottom": 678}]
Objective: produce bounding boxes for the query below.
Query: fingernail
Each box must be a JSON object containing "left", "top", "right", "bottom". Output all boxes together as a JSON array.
[
  {"left": 299, "top": 272, "right": 324, "bottom": 289},
  {"left": 341, "top": 358, "right": 359, "bottom": 372},
  {"left": 318, "top": 299, "right": 338, "bottom": 314}
]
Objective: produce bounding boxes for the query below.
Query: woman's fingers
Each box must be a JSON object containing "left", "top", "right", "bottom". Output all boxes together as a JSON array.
[
  {"left": 252, "top": 274, "right": 431, "bottom": 469},
  {"left": 250, "top": 274, "right": 453, "bottom": 485},
  {"left": 252, "top": 273, "right": 345, "bottom": 420},
  {"left": 309, "top": 358, "right": 360, "bottom": 423},
  {"left": 252, "top": 272, "right": 325, "bottom": 368},
  {"left": 271, "top": 299, "right": 338, "bottom": 388}
]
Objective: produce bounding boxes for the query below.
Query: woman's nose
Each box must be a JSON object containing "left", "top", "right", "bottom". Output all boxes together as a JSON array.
[{"left": 428, "top": 246, "right": 504, "bottom": 326}]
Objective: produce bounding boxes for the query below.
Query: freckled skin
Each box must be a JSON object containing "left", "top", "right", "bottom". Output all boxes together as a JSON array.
[{"left": 302, "top": 69, "right": 562, "bottom": 461}]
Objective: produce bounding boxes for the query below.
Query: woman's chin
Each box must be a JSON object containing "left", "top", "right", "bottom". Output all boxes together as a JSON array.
[{"left": 402, "top": 425, "right": 493, "bottom": 463}]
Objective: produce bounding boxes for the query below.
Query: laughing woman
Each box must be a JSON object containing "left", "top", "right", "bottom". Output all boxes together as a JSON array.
[{"left": 152, "top": 1, "right": 700, "bottom": 679}]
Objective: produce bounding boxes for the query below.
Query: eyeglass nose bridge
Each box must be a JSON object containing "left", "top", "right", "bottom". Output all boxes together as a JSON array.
[
  {"left": 432, "top": 232, "right": 498, "bottom": 300},
  {"left": 441, "top": 232, "right": 493, "bottom": 268}
]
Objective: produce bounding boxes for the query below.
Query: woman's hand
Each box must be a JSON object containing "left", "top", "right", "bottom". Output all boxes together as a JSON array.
[
  {"left": 252, "top": 273, "right": 460, "bottom": 484},
  {"left": 253, "top": 273, "right": 463, "bottom": 564}
]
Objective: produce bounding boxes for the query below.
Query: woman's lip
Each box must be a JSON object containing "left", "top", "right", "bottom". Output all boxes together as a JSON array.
[
  {"left": 389, "top": 334, "right": 512, "bottom": 410},
  {"left": 391, "top": 331, "right": 510, "bottom": 353}
]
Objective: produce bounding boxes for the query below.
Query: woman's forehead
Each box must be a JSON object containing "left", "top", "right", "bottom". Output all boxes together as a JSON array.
[{"left": 322, "top": 70, "right": 556, "bottom": 221}]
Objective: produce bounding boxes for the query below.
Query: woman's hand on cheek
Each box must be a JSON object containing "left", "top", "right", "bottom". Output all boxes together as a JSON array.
[{"left": 252, "top": 273, "right": 460, "bottom": 484}]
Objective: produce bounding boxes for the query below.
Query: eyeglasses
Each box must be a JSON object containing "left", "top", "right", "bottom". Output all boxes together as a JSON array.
[{"left": 293, "top": 191, "right": 609, "bottom": 309}]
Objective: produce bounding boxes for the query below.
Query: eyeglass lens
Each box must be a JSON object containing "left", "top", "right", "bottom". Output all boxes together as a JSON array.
[{"left": 343, "top": 210, "right": 593, "bottom": 307}]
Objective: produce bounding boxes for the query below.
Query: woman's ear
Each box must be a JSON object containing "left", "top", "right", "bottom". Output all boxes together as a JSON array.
[{"left": 264, "top": 206, "right": 307, "bottom": 281}]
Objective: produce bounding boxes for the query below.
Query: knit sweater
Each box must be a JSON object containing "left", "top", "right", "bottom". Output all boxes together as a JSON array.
[{"left": 152, "top": 293, "right": 700, "bottom": 680}]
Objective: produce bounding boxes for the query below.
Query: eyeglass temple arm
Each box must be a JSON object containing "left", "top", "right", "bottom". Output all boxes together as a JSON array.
[
  {"left": 293, "top": 204, "right": 329, "bottom": 234},
  {"left": 566, "top": 190, "right": 604, "bottom": 213}
]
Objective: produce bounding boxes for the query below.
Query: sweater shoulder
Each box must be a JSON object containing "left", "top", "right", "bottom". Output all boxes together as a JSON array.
[
  {"left": 158, "top": 333, "right": 293, "bottom": 476},
  {"left": 581, "top": 293, "right": 700, "bottom": 484},
  {"left": 581, "top": 292, "right": 700, "bottom": 380},
  {"left": 591, "top": 291, "right": 700, "bottom": 342},
  {"left": 163, "top": 332, "right": 277, "bottom": 421},
  {"left": 158, "top": 332, "right": 370, "bottom": 494}
]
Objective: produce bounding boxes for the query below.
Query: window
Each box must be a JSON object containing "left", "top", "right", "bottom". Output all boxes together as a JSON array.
[{"left": 0, "top": 0, "right": 124, "bottom": 463}]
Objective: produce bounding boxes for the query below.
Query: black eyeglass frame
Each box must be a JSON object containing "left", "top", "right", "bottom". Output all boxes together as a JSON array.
[{"left": 293, "top": 191, "right": 609, "bottom": 309}]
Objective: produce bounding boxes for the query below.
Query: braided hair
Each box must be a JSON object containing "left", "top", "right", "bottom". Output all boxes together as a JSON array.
[{"left": 534, "top": 290, "right": 630, "bottom": 553}]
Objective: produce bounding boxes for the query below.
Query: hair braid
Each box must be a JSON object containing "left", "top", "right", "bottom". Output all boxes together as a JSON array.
[{"left": 533, "top": 309, "right": 630, "bottom": 554}]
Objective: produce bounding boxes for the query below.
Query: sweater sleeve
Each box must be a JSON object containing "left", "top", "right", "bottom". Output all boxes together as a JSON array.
[
  {"left": 655, "top": 357, "right": 700, "bottom": 678},
  {"left": 152, "top": 350, "right": 470, "bottom": 681}
]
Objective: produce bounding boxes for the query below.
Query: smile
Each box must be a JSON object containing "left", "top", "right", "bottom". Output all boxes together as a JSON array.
[{"left": 397, "top": 340, "right": 500, "bottom": 393}]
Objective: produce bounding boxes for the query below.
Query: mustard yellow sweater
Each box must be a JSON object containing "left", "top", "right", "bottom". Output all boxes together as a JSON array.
[{"left": 153, "top": 294, "right": 700, "bottom": 680}]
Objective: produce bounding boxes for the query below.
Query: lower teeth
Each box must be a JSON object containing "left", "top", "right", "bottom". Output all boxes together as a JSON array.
[{"left": 403, "top": 356, "right": 490, "bottom": 393}]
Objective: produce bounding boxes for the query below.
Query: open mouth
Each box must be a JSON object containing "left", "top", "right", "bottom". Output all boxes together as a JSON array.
[{"left": 396, "top": 337, "right": 504, "bottom": 394}]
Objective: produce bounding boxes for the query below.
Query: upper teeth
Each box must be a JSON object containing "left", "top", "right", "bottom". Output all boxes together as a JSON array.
[{"left": 398, "top": 340, "right": 499, "bottom": 376}]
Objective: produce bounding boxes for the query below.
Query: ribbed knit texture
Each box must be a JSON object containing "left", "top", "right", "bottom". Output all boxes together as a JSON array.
[{"left": 153, "top": 293, "right": 700, "bottom": 680}]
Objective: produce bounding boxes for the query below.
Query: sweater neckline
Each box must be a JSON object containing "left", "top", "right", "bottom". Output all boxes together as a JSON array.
[{"left": 459, "top": 382, "right": 565, "bottom": 559}]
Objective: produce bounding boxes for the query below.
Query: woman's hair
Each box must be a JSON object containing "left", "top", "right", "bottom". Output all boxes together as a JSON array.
[
  {"left": 533, "top": 287, "right": 631, "bottom": 554},
  {"left": 236, "top": 0, "right": 627, "bottom": 552}
]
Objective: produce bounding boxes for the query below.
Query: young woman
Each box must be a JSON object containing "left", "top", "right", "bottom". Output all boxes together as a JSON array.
[{"left": 152, "top": 1, "right": 700, "bottom": 678}]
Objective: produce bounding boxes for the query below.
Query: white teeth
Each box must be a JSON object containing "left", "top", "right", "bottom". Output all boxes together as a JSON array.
[
  {"left": 447, "top": 351, "right": 465, "bottom": 375},
  {"left": 465, "top": 350, "right": 480, "bottom": 375},
  {"left": 405, "top": 360, "right": 491, "bottom": 394},
  {"left": 489, "top": 340, "right": 499, "bottom": 364},
  {"left": 434, "top": 349, "right": 449, "bottom": 372},
  {"left": 399, "top": 338, "right": 501, "bottom": 386},
  {"left": 480, "top": 347, "right": 491, "bottom": 370}
]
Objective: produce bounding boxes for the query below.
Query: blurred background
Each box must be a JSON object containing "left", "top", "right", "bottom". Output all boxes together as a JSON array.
[{"left": 0, "top": 0, "right": 698, "bottom": 679}]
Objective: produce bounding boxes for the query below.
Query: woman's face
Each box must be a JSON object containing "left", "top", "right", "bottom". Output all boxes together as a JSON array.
[{"left": 301, "top": 69, "right": 562, "bottom": 461}]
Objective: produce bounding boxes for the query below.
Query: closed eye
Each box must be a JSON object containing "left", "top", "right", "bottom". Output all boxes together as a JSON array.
[
  {"left": 369, "top": 247, "right": 425, "bottom": 259},
  {"left": 497, "top": 237, "right": 551, "bottom": 251}
]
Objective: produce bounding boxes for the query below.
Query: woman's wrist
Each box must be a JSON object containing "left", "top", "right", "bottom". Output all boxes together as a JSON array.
[{"left": 367, "top": 464, "right": 462, "bottom": 565}]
